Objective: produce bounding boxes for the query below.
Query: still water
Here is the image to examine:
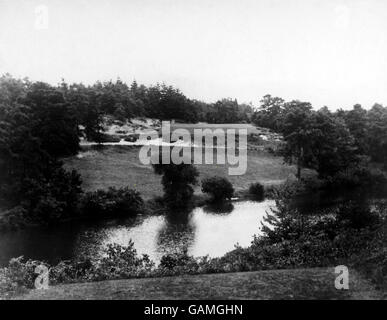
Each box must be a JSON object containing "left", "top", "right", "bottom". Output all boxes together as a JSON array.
[{"left": 0, "top": 200, "right": 275, "bottom": 266}]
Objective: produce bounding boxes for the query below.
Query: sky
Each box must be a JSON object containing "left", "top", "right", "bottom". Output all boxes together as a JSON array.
[{"left": 0, "top": 0, "right": 386, "bottom": 109}]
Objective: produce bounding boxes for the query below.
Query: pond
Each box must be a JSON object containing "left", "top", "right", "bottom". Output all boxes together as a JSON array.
[{"left": 0, "top": 200, "right": 275, "bottom": 267}]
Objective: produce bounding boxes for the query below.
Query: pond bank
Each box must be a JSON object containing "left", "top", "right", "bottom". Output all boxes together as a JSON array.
[{"left": 0, "top": 200, "right": 275, "bottom": 267}]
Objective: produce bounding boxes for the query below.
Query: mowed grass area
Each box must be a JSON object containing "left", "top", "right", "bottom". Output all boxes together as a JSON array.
[
  {"left": 64, "top": 146, "right": 307, "bottom": 200},
  {"left": 20, "top": 267, "right": 381, "bottom": 300}
]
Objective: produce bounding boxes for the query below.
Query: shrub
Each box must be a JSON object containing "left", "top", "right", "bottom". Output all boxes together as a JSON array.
[
  {"left": 92, "top": 241, "right": 155, "bottom": 280},
  {"left": 248, "top": 182, "right": 265, "bottom": 201},
  {"left": 158, "top": 250, "right": 200, "bottom": 275},
  {"left": 0, "top": 243, "right": 156, "bottom": 297},
  {"left": 5, "top": 257, "right": 46, "bottom": 289},
  {"left": 0, "top": 256, "right": 47, "bottom": 298},
  {"left": 159, "top": 250, "right": 195, "bottom": 270},
  {"left": 201, "top": 176, "right": 234, "bottom": 202},
  {"left": 1, "top": 166, "right": 82, "bottom": 228},
  {"left": 22, "top": 168, "right": 83, "bottom": 223},
  {"left": 81, "top": 187, "right": 144, "bottom": 218},
  {"left": 49, "top": 259, "right": 93, "bottom": 284}
]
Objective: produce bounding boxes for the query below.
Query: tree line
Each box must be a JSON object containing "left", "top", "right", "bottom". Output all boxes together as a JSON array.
[{"left": 58, "top": 77, "right": 253, "bottom": 141}]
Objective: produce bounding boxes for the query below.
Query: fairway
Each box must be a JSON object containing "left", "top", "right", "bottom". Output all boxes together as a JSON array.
[{"left": 64, "top": 146, "right": 301, "bottom": 200}]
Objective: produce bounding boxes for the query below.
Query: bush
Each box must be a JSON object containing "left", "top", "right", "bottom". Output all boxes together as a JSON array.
[
  {"left": 91, "top": 241, "right": 155, "bottom": 280},
  {"left": 5, "top": 257, "right": 46, "bottom": 289},
  {"left": 22, "top": 168, "right": 83, "bottom": 223},
  {"left": 0, "top": 256, "right": 47, "bottom": 298},
  {"left": 1, "top": 167, "right": 82, "bottom": 228},
  {"left": 158, "top": 250, "right": 199, "bottom": 275},
  {"left": 248, "top": 182, "right": 265, "bottom": 201},
  {"left": 201, "top": 176, "right": 234, "bottom": 202},
  {"left": 81, "top": 187, "right": 144, "bottom": 218},
  {"left": 49, "top": 259, "right": 93, "bottom": 284},
  {"left": 0, "top": 243, "right": 155, "bottom": 297}
]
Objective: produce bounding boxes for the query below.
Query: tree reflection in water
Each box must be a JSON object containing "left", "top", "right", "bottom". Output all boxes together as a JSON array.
[
  {"left": 156, "top": 209, "right": 196, "bottom": 257},
  {"left": 203, "top": 202, "right": 234, "bottom": 215}
]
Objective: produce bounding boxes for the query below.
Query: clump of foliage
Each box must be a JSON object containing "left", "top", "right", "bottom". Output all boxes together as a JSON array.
[
  {"left": 248, "top": 182, "right": 265, "bottom": 201},
  {"left": 0, "top": 75, "right": 83, "bottom": 226},
  {"left": 251, "top": 95, "right": 285, "bottom": 132},
  {"left": 48, "top": 259, "right": 94, "bottom": 284},
  {"left": 252, "top": 94, "right": 387, "bottom": 183},
  {"left": 279, "top": 102, "right": 359, "bottom": 180},
  {"left": 0, "top": 257, "right": 47, "bottom": 298},
  {"left": 80, "top": 187, "right": 144, "bottom": 218},
  {"left": 157, "top": 250, "right": 200, "bottom": 275},
  {"left": 24, "top": 167, "right": 83, "bottom": 223},
  {"left": 0, "top": 242, "right": 155, "bottom": 298},
  {"left": 201, "top": 176, "right": 234, "bottom": 202},
  {"left": 249, "top": 194, "right": 382, "bottom": 268},
  {"left": 90, "top": 241, "right": 155, "bottom": 280},
  {"left": 153, "top": 158, "right": 199, "bottom": 209}
]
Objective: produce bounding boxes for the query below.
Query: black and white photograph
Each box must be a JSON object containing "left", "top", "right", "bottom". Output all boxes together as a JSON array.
[{"left": 1, "top": 0, "right": 387, "bottom": 305}]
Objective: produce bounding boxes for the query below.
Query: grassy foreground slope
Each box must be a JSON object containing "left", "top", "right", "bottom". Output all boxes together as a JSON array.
[
  {"left": 20, "top": 268, "right": 382, "bottom": 300},
  {"left": 64, "top": 147, "right": 309, "bottom": 200}
]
